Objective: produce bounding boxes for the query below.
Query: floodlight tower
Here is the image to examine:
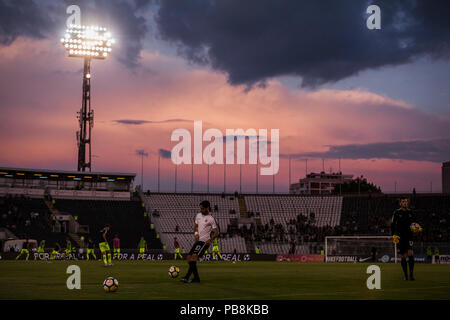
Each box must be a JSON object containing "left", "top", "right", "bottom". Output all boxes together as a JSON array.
[{"left": 61, "top": 25, "right": 115, "bottom": 172}]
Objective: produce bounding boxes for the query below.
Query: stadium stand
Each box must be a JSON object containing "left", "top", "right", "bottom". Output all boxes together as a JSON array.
[
  {"left": 245, "top": 195, "right": 343, "bottom": 228},
  {"left": 255, "top": 242, "right": 317, "bottom": 255},
  {"left": 0, "top": 195, "right": 76, "bottom": 250},
  {"left": 144, "top": 193, "right": 449, "bottom": 254},
  {"left": 52, "top": 198, "right": 161, "bottom": 249},
  {"left": 161, "top": 232, "right": 247, "bottom": 254},
  {"left": 144, "top": 193, "right": 246, "bottom": 252},
  {"left": 340, "top": 194, "right": 450, "bottom": 242},
  {"left": 1, "top": 191, "right": 448, "bottom": 255},
  {"left": 244, "top": 195, "right": 342, "bottom": 247},
  {"left": 145, "top": 193, "right": 240, "bottom": 232}
]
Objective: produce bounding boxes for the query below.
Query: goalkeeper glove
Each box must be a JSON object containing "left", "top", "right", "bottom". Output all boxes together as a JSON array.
[{"left": 392, "top": 235, "right": 400, "bottom": 244}]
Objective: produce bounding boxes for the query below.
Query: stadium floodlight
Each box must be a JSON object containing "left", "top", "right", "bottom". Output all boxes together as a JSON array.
[
  {"left": 61, "top": 24, "right": 115, "bottom": 172},
  {"left": 61, "top": 24, "right": 115, "bottom": 60}
]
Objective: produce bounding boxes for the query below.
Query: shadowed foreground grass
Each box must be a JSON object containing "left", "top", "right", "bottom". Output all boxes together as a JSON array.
[{"left": 0, "top": 260, "right": 449, "bottom": 300}]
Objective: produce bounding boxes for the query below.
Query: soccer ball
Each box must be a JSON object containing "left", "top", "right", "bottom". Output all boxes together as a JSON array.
[
  {"left": 410, "top": 222, "right": 422, "bottom": 234},
  {"left": 103, "top": 277, "right": 119, "bottom": 292},
  {"left": 168, "top": 266, "right": 180, "bottom": 278}
]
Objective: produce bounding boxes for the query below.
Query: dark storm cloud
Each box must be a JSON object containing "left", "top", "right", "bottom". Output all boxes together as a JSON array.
[
  {"left": 158, "top": 148, "right": 171, "bottom": 158},
  {"left": 156, "top": 0, "right": 450, "bottom": 88},
  {"left": 0, "top": 0, "right": 152, "bottom": 68},
  {"left": 0, "top": 0, "right": 58, "bottom": 45},
  {"left": 283, "top": 139, "right": 450, "bottom": 163},
  {"left": 114, "top": 119, "right": 193, "bottom": 125},
  {"left": 71, "top": 0, "right": 152, "bottom": 67}
]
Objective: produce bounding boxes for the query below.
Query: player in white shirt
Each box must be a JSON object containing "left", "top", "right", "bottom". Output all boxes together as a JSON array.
[{"left": 181, "top": 200, "right": 219, "bottom": 283}]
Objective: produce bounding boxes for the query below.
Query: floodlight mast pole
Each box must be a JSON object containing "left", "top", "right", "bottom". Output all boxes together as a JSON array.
[
  {"left": 63, "top": 24, "right": 114, "bottom": 172},
  {"left": 77, "top": 57, "right": 93, "bottom": 172}
]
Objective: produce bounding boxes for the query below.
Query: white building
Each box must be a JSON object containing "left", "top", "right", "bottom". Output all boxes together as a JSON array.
[{"left": 290, "top": 172, "right": 353, "bottom": 195}]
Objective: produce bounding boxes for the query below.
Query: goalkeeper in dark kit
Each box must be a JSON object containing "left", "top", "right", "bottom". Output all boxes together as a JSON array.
[{"left": 391, "top": 197, "right": 422, "bottom": 281}]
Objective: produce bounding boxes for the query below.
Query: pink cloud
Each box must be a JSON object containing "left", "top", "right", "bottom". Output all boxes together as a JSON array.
[{"left": 0, "top": 38, "right": 448, "bottom": 192}]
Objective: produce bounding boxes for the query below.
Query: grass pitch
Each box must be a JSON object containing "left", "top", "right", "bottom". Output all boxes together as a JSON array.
[{"left": 0, "top": 260, "right": 449, "bottom": 300}]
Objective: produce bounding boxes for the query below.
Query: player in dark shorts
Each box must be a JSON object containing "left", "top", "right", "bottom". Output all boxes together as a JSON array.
[
  {"left": 391, "top": 197, "right": 417, "bottom": 280},
  {"left": 181, "top": 200, "right": 219, "bottom": 283},
  {"left": 86, "top": 236, "right": 97, "bottom": 261}
]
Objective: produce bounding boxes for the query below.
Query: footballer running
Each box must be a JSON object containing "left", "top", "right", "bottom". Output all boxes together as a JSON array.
[{"left": 180, "top": 200, "right": 219, "bottom": 283}]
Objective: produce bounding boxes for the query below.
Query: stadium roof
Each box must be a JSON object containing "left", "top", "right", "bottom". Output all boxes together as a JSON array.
[{"left": 0, "top": 167, "right": 135, "bottom": 182}]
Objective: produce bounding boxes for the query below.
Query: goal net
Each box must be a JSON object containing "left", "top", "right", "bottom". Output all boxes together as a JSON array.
[{"left": 325, "top": 236, "right": 397, "bottom": 263}]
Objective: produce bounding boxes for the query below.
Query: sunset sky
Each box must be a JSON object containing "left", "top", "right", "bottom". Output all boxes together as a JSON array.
[{"left": 1, "top": 0, "right": 449, "bottom": 193}]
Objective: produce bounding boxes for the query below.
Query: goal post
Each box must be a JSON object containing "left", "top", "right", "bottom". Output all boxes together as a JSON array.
[{"left": 325, "top": 236, "right": 397, "bottom": 263}]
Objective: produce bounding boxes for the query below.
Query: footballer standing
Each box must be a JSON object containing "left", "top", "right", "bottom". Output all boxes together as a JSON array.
[
  {"left": 391, "top": 197, "right": 418, "bottom": 280},
  {"left": 99, "top": 224, "right": 113, "bottom": 267},
  {"left": 181, "top": 200, "right": 219, "bottom": 283}
]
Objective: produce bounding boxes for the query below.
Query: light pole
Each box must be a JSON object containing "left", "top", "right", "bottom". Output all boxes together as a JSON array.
[
  {"left": 191, "top": 156, "right": 194, "bottom": 193},
  {"left": 207, "top": 164, "right": 210, "bottom": 193},
  {"left": 273, "top": 171, "right": 275, "bottom": 194},
  {"left": 289, "top": 155, "right": 291, "bottom": 190},
  {"left": 256, "top": 162, "right": 258, "bottom": 194},
  {"left": 175, "top": 163, "right": 178, "bottom": 193},
  {"left": 239, "top": 164, "right": 242, "bottom": 194},
  {"left": 158, "top": 155, "right": 161, "bottom": 192},
  {"left": 61, "top": 24, "right": 115, "bottom": 172},
  {"left": 223, "top": 160, "right": 226, "bottom": 194},
  {"left": 137, "top": 150, "right": 148, "bottom": 189}
]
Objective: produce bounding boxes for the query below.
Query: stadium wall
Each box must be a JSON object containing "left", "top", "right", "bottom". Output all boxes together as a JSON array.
[
  {"left": 0, "top": 187, "right": 130, "bottom": 200},
  {"left": 1, "top": 251, "right": 276, "bottom": 261},
  {"left": 5, "top": 251, "right": 448, "bottom": 263}
]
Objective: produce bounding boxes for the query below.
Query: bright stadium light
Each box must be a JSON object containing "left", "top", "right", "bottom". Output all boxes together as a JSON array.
[
  {"left": 61, "top": 25, "right": 114, "bottom": 60},
  {"left": 61, "top": 24, "right": 115, "bottom": 172}
]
